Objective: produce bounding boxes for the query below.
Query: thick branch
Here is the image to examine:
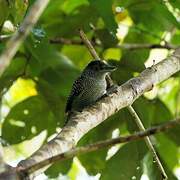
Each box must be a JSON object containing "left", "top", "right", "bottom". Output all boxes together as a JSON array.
[
  {"left": 18, "top": 118, "right": 179, "bottom": 175},
  {"left": 17, "top": 48, "right": 180, "bottom": 179},
  {"left": 0, "top": 0, "right": 50, "bottom": 76}
]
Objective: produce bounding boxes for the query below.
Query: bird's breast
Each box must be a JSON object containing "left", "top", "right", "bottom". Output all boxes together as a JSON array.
[{"left": 72, "top": 78, "right": 106, "bottom": 111}]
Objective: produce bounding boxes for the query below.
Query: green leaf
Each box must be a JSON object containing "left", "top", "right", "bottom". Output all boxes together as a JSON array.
[
  {"left": 110, "top": 60, "right": 134, "bottom": 85},
  {"left": 100, "top": 142, "right": 145, "bottom": 180},
  {"left": 144, "top": 152, "right": 178, "bottom": 180},
  {"left": 61, "top": 45, "right": 92, "bottom": 70},
  {"left": 78, "top": 149, "right": 107, "bottom": 175},
  {"left": 156, "top": 134, "right": 179, "bottom": 175},
  {"left": 2, "top": 95, "right": 57, "bottom": 144},
  {"left": 25, "top": 35, "right": 73, "bottom": 75},
  {"left": 119, "top": 0, "right": 180, "bottom": 32},
  {"left": 41, "top": 4, "right": 98, "bottom": 38},
  {"left": 143, "top": 153, "right": 162, "bottom": 180},
  {"left": 0, "top": 0, "right": 9, "bottom": 30},
  {"left": 120, "top": 49, "right": 148, "bottom": 72},
  {"left": 119, "top": 30, "right": 157, "bottom": 72},
  {"left": 40, "top": 65, "right": 79, "bottom": 97},
  {"left": 171, "top": 30, "right": 180, "bottom": 46},
  {"left": 88, "top": 0, "right": 118, "bottom": 35},
  {"left": 96, "top": 28, "right": 118, "bottom": 48},
  {"left": 169, "top": 0, "right": 180, "bottom": 11},
  {"left": 0, "top": 57, "right": 27, "bottom": 95},
  {"left": 36, "top": 79, "right": 66, "bottom": 126},
  {"left": 9, "top": 0, "right": 28, "bottom": 24},
  {"left": 45, "top": 159, "right": 72, "bottom": 178},
  {"left": 61, "top": 0, "right": 89, "bottom": 14}
]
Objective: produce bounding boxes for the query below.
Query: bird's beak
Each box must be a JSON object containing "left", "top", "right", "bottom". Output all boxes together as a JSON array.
[{"left": 104, "top": 64, "right": 117, "bottom": 72}]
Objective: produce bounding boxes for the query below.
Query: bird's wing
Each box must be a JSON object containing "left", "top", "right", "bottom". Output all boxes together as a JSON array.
[{"left": 65, "top": 78, "right": 84, "bottom": 113}]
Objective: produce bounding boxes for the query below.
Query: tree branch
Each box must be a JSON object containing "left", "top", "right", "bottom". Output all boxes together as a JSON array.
[
  {"left": 79, "top": 29, "right": 100, "bottom": 59},
  {"left": 117, "top": 43, "right": 178, "bottom": 50},
  {"left": 17, "top": 118, "right": 179, "bottom": 175},
  {"left": 49, "top": 37, "right": 178, "bottom": 50},
  {"left": 1, "top": 35, "right": 178, "bottom": 50},
  {"left": 17, "top": 47, "right": 180, "bottom": 179},
  {"left": 0, "top": 0, "right": 50, "bottom": 77}
]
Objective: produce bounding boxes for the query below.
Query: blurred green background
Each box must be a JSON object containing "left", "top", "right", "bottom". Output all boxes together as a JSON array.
[{"left": 0, "top": 0, "right": 180, "bottom": 179}]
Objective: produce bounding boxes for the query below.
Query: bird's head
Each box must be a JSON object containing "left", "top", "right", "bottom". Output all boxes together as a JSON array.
[{"left": 83, "top": 60, "right": 116, "bottom": 77}]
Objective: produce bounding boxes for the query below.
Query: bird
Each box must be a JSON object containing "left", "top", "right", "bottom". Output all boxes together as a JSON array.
[{"left": 65, "top": 60, "right": 117, "bottom": 117}]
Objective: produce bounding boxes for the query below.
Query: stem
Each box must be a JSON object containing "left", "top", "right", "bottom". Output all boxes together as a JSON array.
[
  {"left": 79, "top": 29, "right": 100, "bottom": 60},
  {"left": 127, "top": 106, "right": 168, "bottom": 179}
]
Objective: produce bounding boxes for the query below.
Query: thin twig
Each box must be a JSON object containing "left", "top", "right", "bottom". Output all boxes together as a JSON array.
[
  {"left": 0, "top": 0, "right": 50, "bottom": 77},
  {"left": 49, "top": 37, "right": 178, "bottom": 50},
  {"left": 127, "top": 106, "right": 168, "bottom": 179},
  {"left": 49, "top": 37, "right": 84, "bottom": 45},
  {"left": 18, "top": 118, "right": 180, "bottom": 174},
  {"left": 79, "top": 29, "right": 100, "bottom": 60},
  {"left": 117, "top": 43, "right": 178, "bottom": 50}
]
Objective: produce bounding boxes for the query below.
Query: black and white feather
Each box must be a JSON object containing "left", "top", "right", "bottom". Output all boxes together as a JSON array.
[{"left": 65, "top": 60, "right": 116, "bottom": 114}]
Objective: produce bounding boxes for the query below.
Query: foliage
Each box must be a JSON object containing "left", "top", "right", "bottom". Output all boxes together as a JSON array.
[{"left": 0, "top": 0, "right": 179, "bottom": 179}]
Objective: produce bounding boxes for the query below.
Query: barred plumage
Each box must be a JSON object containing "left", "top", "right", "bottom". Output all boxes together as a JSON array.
[{"left": 65, "top": 60, "right": 116, "bottom": 114}]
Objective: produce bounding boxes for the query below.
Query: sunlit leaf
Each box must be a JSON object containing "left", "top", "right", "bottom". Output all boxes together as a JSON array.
[{"left": 2, "top": 95, "right": 57, "bottom": 144}]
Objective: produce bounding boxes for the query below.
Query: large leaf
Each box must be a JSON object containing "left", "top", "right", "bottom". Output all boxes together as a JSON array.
[
  {"left": 61, "top": 0, "right": 89, "bottom": 14},
  {"left": 171, "top": 30, "right": 180, "bottom": 45},
  {"left": 119, "top": 30, "right": 156, "bottom": 72},
  {"left": 36, "top": 79, "right": 66, "bottom": 126},
  {"left": 2, "top": 95, "right": 57, "bottom": 144},
  {"left": 100, "top": 142, "right": 145, "bottom": 180},
  {"left": 40, "top": 65, "right": 79, "bottom": 97},
  {"left": 40, "top": 3, "right": 98, "bottom": 37},
  {"left": 0, "top": 57, "right": 27, "bottom": 95},
  {"left": 144, "top": 152, "right": 178, "bottom": 180},
  {"left": 0, "top": 0, "right": 9, "bottom": 28},
  {"left": 96, "top": 28, "right": 118, "bottom": 48},
  {"left": 118, "top": 0, "right": 180, "bottom": 32},
  {"left": 25, "top": 35, "right": 75, "bottom": 76},
  {"left": 9, "top": 0, "right": 28, "bottom": 24},
  {"left": 88, "top": 0, "right": 118, "bottom": 35},
  {"left": 61, "top": 45, "right": 92, "bottom": 69}
]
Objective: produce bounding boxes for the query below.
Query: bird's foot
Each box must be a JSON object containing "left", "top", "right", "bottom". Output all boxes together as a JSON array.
[{"left": 106, "top": 84, "right": 118, "bottom": 95}]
